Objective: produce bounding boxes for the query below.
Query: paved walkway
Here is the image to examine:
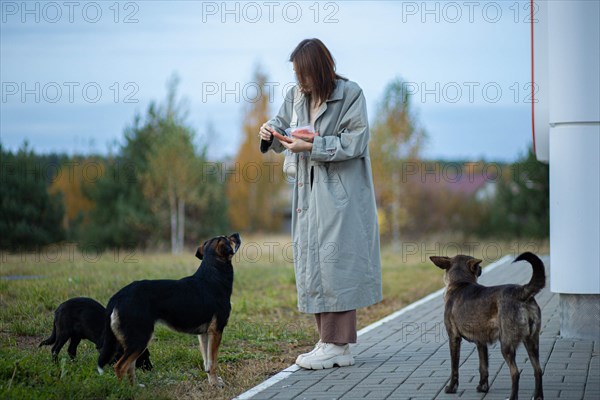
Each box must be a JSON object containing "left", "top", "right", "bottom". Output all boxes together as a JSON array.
[{"left": 237, "top": 255, "right": 600, "bottom": 399}]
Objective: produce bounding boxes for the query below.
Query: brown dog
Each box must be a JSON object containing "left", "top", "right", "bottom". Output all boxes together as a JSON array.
[{"left": 430, "top": 252, "right": 545, "bottom": 400}]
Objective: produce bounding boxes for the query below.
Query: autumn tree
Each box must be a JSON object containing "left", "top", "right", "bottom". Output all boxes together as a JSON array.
[
  {"left": 82, "top": 117, "right": 160, "bottom": 250},
  {"left": 84, "top": 75, "right": 224, "bottom": 251},
  {"left": 143, "top": 76, "right": 206, "bottom": 254},
  {"left": 226, "top": 66, "right": 287, "bottom": 232},
  {"left": 370, "top": 78, "right": 426, "bottom": 244},
  {"left": 49, "top": 157, "right": 96, "bottom": 237}
]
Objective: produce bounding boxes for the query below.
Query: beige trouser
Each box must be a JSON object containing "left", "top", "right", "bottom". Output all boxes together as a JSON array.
[{"left": 314, "top": 310, "right": 357, "bottom": 344}]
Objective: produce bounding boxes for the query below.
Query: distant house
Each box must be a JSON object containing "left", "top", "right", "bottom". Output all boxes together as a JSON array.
[{"left": 409, "top": 161, "right": 500, "bottom": 201}]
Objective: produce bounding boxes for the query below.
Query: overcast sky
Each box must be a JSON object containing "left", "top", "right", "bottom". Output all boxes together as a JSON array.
[{"left": 1, "top": 1, "right": 534, "bottom": 161}]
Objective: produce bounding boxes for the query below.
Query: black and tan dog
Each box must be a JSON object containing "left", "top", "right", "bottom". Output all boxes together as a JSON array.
[
  {"left": 430, "top": 252, "right": 545, "bottom": 400},
  {"left": 97, "top": 233, "right": 241, "bottom": 387},
  {"left": 39, "top": 297, "right": 152, "bottom": 369}
]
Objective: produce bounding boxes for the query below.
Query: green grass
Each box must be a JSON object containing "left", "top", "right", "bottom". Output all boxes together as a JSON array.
[{"left": 0, "top": 235, "right": 547, "bottom": 399}]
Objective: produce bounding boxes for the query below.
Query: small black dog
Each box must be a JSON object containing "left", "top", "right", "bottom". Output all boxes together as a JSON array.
[
  {"left": 97, "top": 233, "right": 241, "bottom": 386},
  {"left": 39, "top": 297, "right": 152, "bottom": 370},
  {"left": 430, "top": 252, "right": 545, "bottom": 400}
]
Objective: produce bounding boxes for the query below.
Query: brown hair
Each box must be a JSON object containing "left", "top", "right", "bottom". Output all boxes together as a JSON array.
[{"left": 289, "top": 38, "right": 346, "bottom": 104}]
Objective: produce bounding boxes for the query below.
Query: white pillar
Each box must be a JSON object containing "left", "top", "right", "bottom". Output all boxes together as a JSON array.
[{"left": 541, "top": 0, "right": 600, "bottom": 340}]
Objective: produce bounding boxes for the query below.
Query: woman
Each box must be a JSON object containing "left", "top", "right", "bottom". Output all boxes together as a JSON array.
[{"left": 259, "top": 38, "right": 382, "bottom": 369}]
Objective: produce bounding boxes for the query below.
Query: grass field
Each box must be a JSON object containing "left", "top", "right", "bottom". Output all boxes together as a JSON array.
[{"left": 0, "top": 236, "right": 548, "bottom": 399}]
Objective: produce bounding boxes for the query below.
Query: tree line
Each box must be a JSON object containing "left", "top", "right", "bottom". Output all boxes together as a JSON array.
[{"left": 0, "top": 70, "right": 549, "bottom": 252}]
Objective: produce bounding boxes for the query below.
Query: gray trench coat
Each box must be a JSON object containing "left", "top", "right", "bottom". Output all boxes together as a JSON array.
[{"left": 266, "top": 79, "right": 383, "bottom": 313}]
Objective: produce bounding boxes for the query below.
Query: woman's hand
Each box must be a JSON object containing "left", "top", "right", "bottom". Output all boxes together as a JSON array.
[
  {"left": 259, "top": 123, "right": 274, "bottom": 141},
  {"left": 281, "top": 137, "right": 313, "bottom": 153}
]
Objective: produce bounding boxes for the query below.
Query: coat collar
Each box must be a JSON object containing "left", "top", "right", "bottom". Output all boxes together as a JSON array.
[
  {"left": 315, "top": 80, "right": 344, "bottom": 122},
  {"left": 326, "top": 79, "right": 345, "bottom": 102}
]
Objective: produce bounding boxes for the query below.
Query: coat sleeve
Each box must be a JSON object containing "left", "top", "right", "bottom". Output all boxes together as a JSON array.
[
  {"left": 310, "top": 88, "right": 369, "bottom": 162},
  {"left": 264, "top": 86, "right": 295, "bottom": 154}
]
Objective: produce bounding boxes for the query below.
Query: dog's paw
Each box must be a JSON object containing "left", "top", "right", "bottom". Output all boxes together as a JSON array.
[
  {"left": 476, "top": 382, "right": 489, "bottom": 392},
  {"left": 97, "top": 366, "right": 104, "bottom": 375},
  {"left": 208, "top": 375, "right": 224, "bottom": 388},
  {"left": 445, "top": 385, "right": 457, "bottom": 394},
  {"left": 445, "top": 379, "right": 459, "bottom": 394}
]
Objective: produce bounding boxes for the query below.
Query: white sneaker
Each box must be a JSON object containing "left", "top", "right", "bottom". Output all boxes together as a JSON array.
[
  {"left": 297, "top": 343, "right": 355, "bottom": 370},
  {"left": 295, "top": 340, "right": 323, "bottom": 365}
]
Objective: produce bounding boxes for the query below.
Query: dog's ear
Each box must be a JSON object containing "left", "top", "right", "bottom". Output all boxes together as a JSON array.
[
  {"left": 222, "top": 233, "right": 241, "bottom": 257},
  {"left": 430, "top": 256, "right": 452, "bottom": 270},
  {"left": 467, "top": 258, "right": 483, "bottom": 277},
  {"left": 195, "top": 240, "right": 208, "bottom": 260},
  {"left": 228, "top": 233, "right": 241, "bottom": 254}
]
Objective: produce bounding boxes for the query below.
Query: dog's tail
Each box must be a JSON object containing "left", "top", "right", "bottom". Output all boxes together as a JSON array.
[
  {"left": 514, "top": 252, "right": 546, "bottom": 300},
  {"left": 38, "top": 320, "right": 57, "bottom": 347},
  {"left": 97, "top": 304, "right": 118, "bottom": 374}
]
